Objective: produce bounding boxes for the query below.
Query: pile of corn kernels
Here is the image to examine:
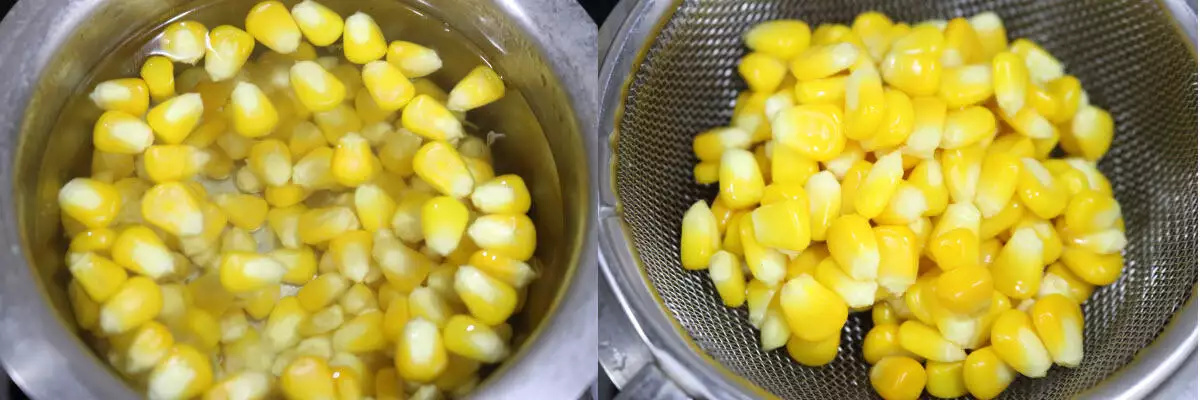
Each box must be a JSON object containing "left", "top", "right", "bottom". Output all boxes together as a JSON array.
[
  {"left": 57, "top": 1, "right": 539, "bottom": 399},
  {"left": 680, "top": 11, "right": 1124, "bottom": 400}
]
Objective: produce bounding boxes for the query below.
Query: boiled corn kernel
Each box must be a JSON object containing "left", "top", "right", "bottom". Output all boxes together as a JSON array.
[
  {"left": 422, "top": 196, "right": 469, "bottom": 257},
  {"left": 160, "top": 21, "right": 209, "bottom": 64},
  {"left": 147, "top": 344, "right": 213, "bottom": 400},
  {"left": 991, "top": 227, "right": 1044, "bottom": 299},
  {"left": 245, "top": 1, "right": 301, "bottom": 54},
  {"left": 925, "top": 361, "right": 967, "bottom": 398},
  {"left": 779, "top": 274, "right": 848, "bottom": 341},
  {"left": 898, "top": 320, "right": 965, "bottom": 362},
  {"left": 1030, "top": 293, "right": 1084, "bottom": 368},
  {"left": 396, "top": 318, "right": 449, "bottom": 382},
  {"left": 387, "top": 41, "right": 443, "bottom": 78},
  {"left": 332, "top": 310, "right": 386, "bottom": 353},
  {"left": 870, "top": 356, "right": 926, "bottom": 400},
  {"left": 1064, "top": 105, "right": 1114, "bottom": 161},
  {"left": 1038, "top": 262, "right": 1095, "bottom": 304},
  {"left": 843, "top": 63, "right": 886, "bottom": 141},
  {"left": 58, "top": 178, "right": 121, "bottom": 229},
  {"left": 855, "top": 151, "right": 903, "bottom": 219},
  {"left": 205, "top": 25, "right": 255, "bottom": 81},
  {"left": 752, "top": 199, "right": 811, "bottom": 252},
  {"left": 990, "top": 309, "right": 1052, "bottom": 377},
  {"left": 291, "top": 0, "right": 343, "bottom": 46},
  {"left": 827, "top": 214, "right": 880, "bottom": 280},
  {"left": 343, "top": 12, "right": 387, "bottom": 64},
  {"left": 1060, "top": 246, "right": 1123, "bottom": 286},
  {"left": 760, "top": 308, "right": 792, "bottom": 351},
  {"left": 963, "top": 346, "right": 1017, "bottom": 399},
  {"left": 90, "top": 78, "right": 150, "bottom": 117},
  {"left": 772, "top": 104, "right": 846, "bottom": 162},
  {"left": 146, "top": 93, "right": 205, "bottom": 144},
  {"left": 331, "top": 133, "right": 381, "bottom": 187},
  {"left": 219, "top": 252, "right": 286, "bottom": 293},
  {"left": 100, "top": 276, "right": 164, "bottom": 334},
  {"left": 362, "top": 60, "right": 416, "bottom": 111},
  {"left": 467, "top": 213, "right": 536, "bottom": 262},
  {"left": 745, "top": 20, "right": 812, "bottom": 59},
  {"left": 739, "top": 213, "right": 786, "bottom": 285},
  {"left": 863, "top": 323, "right": 915, "bottom": 364},
  {"left": 413, "top": 141, "right": 475, "bottom": 198},
  {"left": 935, "top": 265, "right": 993, "bottom": 315},
  {"left": 281, "top": 356, "right": 337, "bottom": 399},
  {"left": 455, "top": 266, "right": 518, "bottom": 325},
  {"left": 787, "top": 332, "right": 839, "bottom": 367},
  {"left": 815, "top": 257, "right": 878, "bottom": 309},
  {"left": 941, "top": 106, "right": 996, "bottom": 149},
  {"left": 69, "top": 253, "right": 128, "bottom": 302},
  {"left": 974, "top": 151, "right": 1021, "bottom": 218},
  {"left": 447, "top": 66, "right": 505, "bottom": 112}
]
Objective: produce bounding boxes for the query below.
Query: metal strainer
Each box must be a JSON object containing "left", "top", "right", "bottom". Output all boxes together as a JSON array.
[{"left": 598, "top": 0, "right": 1198, "bottom": 399}]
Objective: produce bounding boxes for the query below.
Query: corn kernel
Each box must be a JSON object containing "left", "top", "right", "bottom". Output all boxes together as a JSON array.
[
  {"left": 941, "top": 106, "right": 996, "bottom": 149},
  {"left": 100, "top": 276, "right": 163, "bottom": 334},
  {"left": 875, "top": 225, "right": 918, "bottom": 295},
  {"left": 941, "top": 145, "right": 983, "bottom": 204},
  {"left": 745, "top": 20, "right": 811, "bottom": 59},
  {"left": 870, "top": 356, "right": 926, "bottom": 400},
  {"left": 467, "top": 212, "right": 536, "bottom": 261},
  {"left": 935, "top": 265, "right": 993, "bottom": 315},
  {"left": 1047, "top": 76, "right": 1084, "bottom": 123},
  {"left": 898, "top": 320, "right": 965, "bottom": 362},
  {"left": 1038, "top": 262, "right": 1095, "bottom": 304},
  {"left": 815, "top": 257, "right": 878, "bottom": 309},
  {"left": 454, "top": 266, "right": 518, "bottom": 325},
  {"left": 411, "top": 141, "right": 475, "bottom": 199},
  {"left": 69, "top": 281, "right": 101, "bottom": 331},
  {"left": 287, "top": 62, "right": 344, "bottom": 115},
  {"left": 880, "top": 53, "right": 942, "bottom": 97},
  {"left": 146, "top": 93, "right": 205, "bottom": 144},
  {"left": 147, "top": 344, "right": 213, "bottom": 400},
  {"left": 280, "top": 356, "right": 336, "bottom": 400},
  {"left": 290, "top": 0, "right": 343, "bottom": 46},
  {"left": 298, "top": 206, "right": 360, "bottom": 245},
  {"left": 264, "top": 296, "right": 309, "bottom": 351},
  {"left": 217, "top": 252, "right": 285, "bottom": 294},
  {"left": 839, "top": 159, "right": 872, "bottom": 215},
  {"left": 759, "top": 308, "right": 792, "bottom": 351},
  {"left": 779, "top": 274, "right": 848, "bottom": 341},
  {"left": 331, "top": 133, "right": 381, "bottom": 187},
  {"left": 802, "top": 171, "right": 841, "bottom": 241},
  {"left": 990, "top": 309, "right": 1052, "bottom": 377},
  {"left": 90, "top": 78, "right": 150, "bottom": 117},
  {"left": 827, "top": 214, "right": 880, "bottom": 280},
  {"left": 1011, "top": 39, "right": 1064, "bottom": 84},
  {"left": 739, "top": 213, "right": 786, "bottom": 285},
  {"left": 784, "top": 332, "right": 838, "bottom": 367},
  {"left": 771, "top": 103, "right": 846, "bottom": 162},
  {"left": 390, "top": 191, "right": 434, "bottom": 244},
  {"left": 1060, "top": 246, "right": 1123, "bottom": 286},
  {"left": 396, "top": 318, "right": 449, "bottom": 382},
  {"left": 227, "top": 82, "right": 278, "bottom": 138},
  {"left": 409, "top": 286, "right": 453, "bottom": 327},
  {"left": 794, "top": 76, "right": 846, "bottom": 104},
  {"left": 245, "top": 1, "right": 301, "bottom": 54},
  {"left": 205, "top": 371, "right": 270, "bottom": 400},
  {"left": 205, "top": 25, "right": 255, "bottom": 81},
  {"left": 844, "top": 63, "right": 886, "bottom": 141},
  {"left": 59, "top": 177, "right": 122, "bottom": 229},
  {"left": 330, "top": 310, "right": 385, "bottom": 353},
  {"left": 69, "top": 253, "right": 128, "bottom": 302},
  {"left": 1063, "top": 105, "right": 1114, "bottom": 161},
  {"left": 159, "top": 21, "right": 208, "bottom": 64},
  {"left": 357, "top": 61, "right": 416, "bottom": 112},
  {"left": 342, "top": 12, "right": 387, "bottom": 64},
  {"left": 855, "top": 151, "right": 903, "bottom": 219},
  {"left": 1016, "top": 158, "right": 1068, "bottom": 219},
  {"left": 1030, "top": 294, "right": 1084, "bottom": 367},
  {"left": 863, "top": 323, "right": 916, "bottom": 364}
]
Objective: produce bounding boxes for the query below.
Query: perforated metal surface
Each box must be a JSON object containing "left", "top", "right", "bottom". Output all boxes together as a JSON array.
[{"left": 612, "top": 1, "right": 1197, "bottom": 399}]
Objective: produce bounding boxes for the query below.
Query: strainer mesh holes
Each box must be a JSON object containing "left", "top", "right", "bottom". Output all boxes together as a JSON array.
[{"left": 613, "top": 0, "right": 1197, "bottom": 398}]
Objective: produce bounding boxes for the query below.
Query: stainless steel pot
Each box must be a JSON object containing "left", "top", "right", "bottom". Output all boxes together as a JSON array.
[{"left": 0, "top": 0, "right": 598, "bottom": 398}]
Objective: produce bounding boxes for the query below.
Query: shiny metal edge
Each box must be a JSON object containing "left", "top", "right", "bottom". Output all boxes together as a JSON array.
[{"left": 596, "top": 1, "right": 1200, "bottom": 400}]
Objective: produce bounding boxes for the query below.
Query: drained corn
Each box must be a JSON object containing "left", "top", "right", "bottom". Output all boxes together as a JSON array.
[
  {"left": 678, "top": 10, "right": 1126, "bottom": 400},
  {"left": 59, "top": 2, "right": 533, "bottom": 398}
]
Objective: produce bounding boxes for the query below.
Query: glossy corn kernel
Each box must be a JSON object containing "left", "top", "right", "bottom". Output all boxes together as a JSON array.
[
  {"left": 442, "top": 314, "right": 509, "bottom": 363},
  {"left": 716, "top": 149, "right": 765, "bottom": 209},
  {"left": 1030, "top": 294, "right": 1084, "bottom": 368},
  {"left": 411, "top": 141, "right": 476, "bottom": 200},
  {"left": 357, "top": 61, "right": 416, "bottom": 112},
  {"left": 674, "top": 200, "right": 721, "bottom": 271},
  {"left": 327, "top": 133, "right": 378, "bottom": 187},
  {"left": 990, "top": 227, "right": 1044, "bottom": 300},
  {"left": 898, "top": 320, "right": 965, "bottom": 362},
  {"left": 228, "top": 82, "right": 278, "bottom": 138},
  {"left": 389, "top": 191, "right": 433, "bottom": 245},
  {"left": 794, "top": 76, "right": 846, "bottom": 105},
  {"left": 1039, "top": 262, "right": 1095, "bottom": 304},
  {"left": 695, "top": 251, "right": 743, "bottom": 308},
  {"left": 874, "top": 181, "right": 927, "bottom": 226},
  {"left": 1060, "top": 246, "right": 1123, "bottom": 286},
  {"left": 465, "top": 213, "right": 537, "bottom": 261},
  {"left": 290, "top": 0, "right": 343, "bottom": 46},
  {"left": 297, "top": 273, "right": 351, "bottom": 313},
  {"left": 204, "top": 25, "right": 255, "bottom": 81},
  {"left": 99, "top": 276, "right": 163, "bottom": 334},
  {"left": 1017, "top": 158, "right": 1068, "bottom": 219},
  {"left": 205, "top": 371, "right": 270, "bottom": 400},
  {"left": 142, "top": 145, "right": 206, "bottom": 183},
  {"left": 93, "top": 112, "right": 154, "bottom": 156},
  {"left": 146, "top": 344, "right": 213, "bottom": 400},
  {"left": 721, "top": 210, "right": 746, "bottom": 256},
  {"left": 779, "top": 274, "right": 849, "bottom": 341},
  {"left": 90, "top": 78, "right": 150, "bottom": 117},
  {"left": 923, "top": 361, "right": 967, "bottom": 399},
  {"left": 146, "top": 93, "right": 205, "bottom": 144},
  {"left": 744, "top": 280, "right": 777, "bottom": 328},
  {"left": 991, "top": 52, "right": 1029, "bottom": 117},
  {"left": 941, "top": 106, "right": 996, "bottom": 149},
  {"left": 415, "top": 197, "right": 468, "bottom": 257},
  {"left": 1006, "top": 108, "right": 1057, "bottom": 142},
  {"left": 1011, "top": 39, "right": 1064, "bottom": 84},
  {"left": 974, "top": 152, "right": 1021, "bottom": 219},
  {"left": 988, "top": 132, "right": 1036, "bottom": 159},
  {"left": 962, "top": 346, "right": 1017, "bottom": 400},
  {"left": 245, "top": 1, "right": 301, "bottom": 54},
  {"left": 843, "top": 64, "right": 886, "bottom": 141},
  {"left": 863, "top": 323, "right": 915, "bottom": 364},
  {"left": 1063, "top": 105, "right": 1114, "bottom": 161},
  {"left": 261, "top": 296, "right": 308, "bottom": 352},
  {"left": 69, "top": 281, "right": 102, "bottom": 331},
  {"left": 141, "top": 182, "right": 205, "bottom": 237},
  {"left": 217, "top": 252, "right": 286, "bottom": 294},
  {"left": 280, "top": 356, "right": 336, "bottom": 399},
  {"left": 745, "top": 20, "right": 811, "bottom": 59},
  {"left": 1063, "top": 190, "right": 1121, "bottom": 236},
  {"left": 791, "top": 43, "right": 858, "bottom": 81},
  {"left": 464, "top": 175, "right": 531, "bottom": 217},
  {"left": 692, "top": 126, "right": 750, "bottom": 162},
  {"left": 870, "top": 356, "right": 926, "bottom": 400},
  {"left": 879, "top": 51, "right": 942, "bottom": 98},
  {"left": 901, "top": 161, "right": 944, "bottom": 219},
  {"left": 69, "top": 253, "right": 128, "bottom": 302},
  {"left": 935, "top": 265, "right": 993, "bottom": 315},
  {"left": 938, "top": 64, "right": 992, "bottom": 108},
  {"left": 739, "top": 213, "right": 786, "bottom": 285},
  {"left": 439, "top": 66, "right": 506, "bottom": 113},
  {"left": 815, "top": 257, "right": 878, "bottom": 309},
  {"left": 990, "top": 309, "right": 1052, "bottom": 377},
  {"left": 804, "top": 172, "right": 841, "bottom": 241},
  {"left": 409, "top": 286, "right": 453, "bottom": 327},
  {"left": 59, "top": 178, "right": 122, "bottom": 229},
  {"left": 329, "top": 310, "right": 385, "bottom": 353},
  {"left": 396, "top": 318, "right": 449, "bottom": 382},
  {"left": 752, "top": 199, "right": 811, "bottom": 252},
  {"left": 342, "top": 12, "right": 387, "bottom": 64},
  {"left": 289, "top": 61, "right": 346, "bottom": 113},
  {"left": 1046, "top": 76, "right": 1084, "bottom": 123},
  {"left": 737, "top": 53, "right": 787, "bottom": 93},
  {"left": 110, "top": 225, "right": 178, "bottom": 279},
  {"left": 861, "top": 89, "right": 914, "bottom": 151},
  {"left": 855, "top": 151, "right": 903, "bottom": 219},
  {"left": 781, "top": 332, "right": 836, "bottom": 368},
  {"left": 772, "top": 104, "right": 846, "bottom": 163},
  {"left": 759, "top": 308, "right": 792, "bottom": 351},
  {"left": 940, "top": 145, "right": 983, "bottom": 204},
  {"left": 827, "top": 214, "right": 880, "bottom": 280},
  {"left": 298, "top": 206, "right": 360, "bottom": 245},
  {"left": 874, "top": 225, "right": 918, "bottom": 296},
  {"left": 159, "top": 21, "right": 208, "bottom": 64},
  {"left": 69, "top": 228, "right": 117, "bottom": 255},
  {"left": 455, "top": 266, "right": 518, "bottom": 325}
]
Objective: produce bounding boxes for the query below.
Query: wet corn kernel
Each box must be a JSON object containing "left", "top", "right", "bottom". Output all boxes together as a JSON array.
[
  {"left": 361, "top": 61, "right": 416, "bottom": 111},
  {"left": 1060, "top": 246, "right": 1123, "bottom": 286},
  {"left": 218, "top": 252, "right": 286, "bottom": 293},
  {"left": 1011, "top": 39, "right": 1064, "bottom": 84},
  {"left": 1063, "top": 105, "right": 1114, "bottom": 161},
  {"left": 90, "top": 78, "right": 150, "bottom": 117},
  {"left": 147, "top": 93, "right": 205, "bottom": 144},
  {"left": 791, "top": 43, "right": 858, "bottom": 82},
  {"left": 870, "top": 356, "right": 926, "bottom": 400},
  {"left": 772, "top": 104, "right": 846, "bottom": 163},
  {"left": 991, "top": 309, "right": 1052, "bottom": 377},
  {"left": 69, "top": 253, "right": 128, "bottom": 302},
  {"left": 875, "top": 225, "right": 918, "bottom": 296},
  {"left": 205, "top": 25, "right": 255, "bottom": 81},
  {"left": 863, "top": 323, "right": 916, "bottom": 364},
  {"left": 827, "top": 214, "right": 880, "bottom": 280},
  {"left": 147, "top": 344, "right": 214, "bottom": 400},
  {"left": 59, "top": 178, "right": 122, "bottom": 229},
  {"left": 854, "top": 151, "right": 903, "bottom": 219},
  {"left": 446, "top": 66, "right": 506, "bottom": 112},
  {"left": 763, "top": 306, "right": 793, "bottom": 350},
  {"left": 92, "top": 112, "right": 153, "bottom": 154},
  {"left": 159, "top": 21, "right": 209, "bottom": 65},
  {"left": 787, "top": 333, "right": 839, "bottom": 367},
  {"left": 290, "top": 0, "right": 343, "bottom": 46},
  {"left": 110, "top": 226, "right": 178, "bottom": 280},
  {"left": 245, "top": 1, "right": 301, "bottom": 54},
  {"left": 745, "top": 20, "right": 811, "bottom": 59},
  {"left": 935, "top": 265, "right": 993, "bottom": 315},
  {"left": 941, "top": 106, "right": 996, "bottom": 149},
  {"left": 331, "top": 133, "right": 381, "bottom": 187},
  {"left": 413, "top": 141, "right": 474, "bottom": 199},
  {"left": 395, "top": 318, "right": 449, "bottom": 383},
  {"left": 815, "top": 257, "right": 878, "bottom": 309},
  {"left": 331, "top": 310, "right": 386, "bottom": 353},
  {"left": 779, "top": 274, "right": 848, "bottom": 341},
  {"left": 843, "top": 63, "right": 886, "bottom": 141},
  {"left": 740, "top": 213, "right": 786, "bottom": 285},
  {"left": 1038, "top": 262, "right": 1095, "bottom": 304},
  {"left": 343, "top": 12, "right": 388, "bottom": 64},
  {"left": 455, "top": 266, "right": 518, "bottom": 325},
  {"left": 100, "top": 276, "right": 164, "bottom": 334},
  {"left": 1030, "top": 294, "right": 1084, "bottom": 368}
]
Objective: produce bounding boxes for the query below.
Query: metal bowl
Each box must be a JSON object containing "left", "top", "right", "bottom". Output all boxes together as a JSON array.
[{"left": 0, "top": 0, "right": 598, "bottom": 398}]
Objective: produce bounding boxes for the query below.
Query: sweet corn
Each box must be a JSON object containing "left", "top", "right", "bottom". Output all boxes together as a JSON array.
[
  {"left": 142, "top": 145, "right": 207, "bottom": 183},
  {"left": 815, "top": 257, "right": 878, "bottom": 309},
  {"left": 100, "top": 276, "right": 164, "bottom": 334},
  {"left": 69, "top": 281, "right": 101, "bottom": 331},
  {"left": 330, "top": 310, "right": 385, "bottom": 353},
  {"left": 961, "top": 346, "right": 1017, "bottom": 400},
  {"left": 677, "top": 200, "right": 722, "bottom": 270},
  {"left": 786, "top": 332, "right": 839, "bottom": 367},
  {"left": 374, "top": 44, "right": 444, "bottom": 86},
  {"left": 844, "top": 63, "right": 885, "bottom": 141},
  {"left": 1046, "top": 76, "right": 1084, "bottom": 123},
  {"left": 752, "top": 199, "right": 811, "bottom": 252},
  {"left": 693, "top": 127, "right": 750, "bottom": 162},
  {"left": 854, "top": 151, "right": 903, "bottom": 219},
  {"left": 739, "top": 213, "right": 786, "bottom": 285},
  {"left": 941, "top": 106, "right": 996, "bottom": 149},
  {"left": 93, "top": 111, "right": 154, "bottom": 155},
  {"left": 1016, "top": 158, "right": 1068, "bottom": 219},
  {"left": 290, "top": 0, "right": 343, "bottom": 46},
  {"left": 412, "top": 141, "right": 475, "bottom": 199},
  {"left": 265, "top": 296, "right": 309, "bottom": 351},
  {"left": 941, "top": 147, "right": 984, "bottom": 207},
  {"left": 111, "top": 225, "right": 178, "bottom": 278},
  {"left": 159, "top": 21, "right": 208, "bottom": 64},
  {"left": 745, "top": 20, "right": 811, "bottom": 59},
  {"left": 177, "top": 308, "right": 222, "bottom": 351},
  {"left": 245, "top": 1, "right": 301, "bottom": 54},
  {"left": 990, "top": 309, "right": 1052, "bottom": 377},
  {"left": 211, "top": 193, "right": 267, "bottom": 231},
  {"left": 1011, "top": 39, "right": 1064, "bottom": 84},
  {"left": 409, "top": 286, "right": 453, "bottom": 327},
  {"left": 205, "top": 371, "right": 270, "bottom": 400},
  {"left": 1039, "top": 262, "right": 1095, "bottom": 304},
  {"left": 973, "top": 152, "right": 1021, "bottom": 219},
  {"left": 874, "top": 181, "right": 927, "bottom": 225},
  {"left": 288, "top": 61, "right": 346, "bottom": 113},
  {"left": 925, "top": 361, "right": 967, "bottom": 399},
  {"left": 990, "top": 51, "right": 1029, "bottom": 117},
  {"left": 779, "top": 274, "right": 848, "bottom": 341},
  {"left": 879, "top": 52, "right": 942, "bottom": 98},
  {"left": 328, "top": 133, "right": 379, "bottom": 187},
  {"left": 69, "top": 253, "right": 128, "bottom": 302},
  {"left": 147, "top": 344, "right": 213, "bottom": 400},
  {"left": 455, "top": 266, "right": 518, "bottom": 325},
  {"left": 804, "top": 171, "right": 841, "bottom": 241},
  {"left": 58, "top": 177, "right": 122, "bottom": 229},
  {"left": 466, "top": 212, "right": 536, "bottom": 261},
  {"left": 420, "top": 196, "right": 468, "bottom": 257},
  {"left": 218, "top": 252, "right": 286, "bottom": 293},
  {"left": 1030, "top": 294, "right": 1084, "bottom": 367},
  {"left": 791, "top": 43, "right": 858, "bottom": 81},
  {"left": 90, "top": 78, "right": 150, "bottom": 117},
  {"left": 772, "top": 104, "right": 846, "bottom": 162},
  {"left": 69, "top": 228, "right": 117, "bottom": 255},
  {"left": 701, "top": 250, "right": 745, "bottom": 307},
  {"left": 292, "top": 146, "right": 338, "bottom": 190},
  {"left": 850, "top": 12, "right": 894, "bottom": 60},
  {"left": 827, "top": 214, "right": 880, "bottom": 280},
  {"left": 390, "top": 191, "right": 434, "bottom": 244},
  {"left": 1060, "top": 246, "right": 1123, "bottom": 286},
  {"left": 396, "top": 318, "right": 449, "bottom": 382},
  {"left": 898, "top": 320, "right": 965, "bottom": 362},
  {"left": 1063, "top": 190, "right": 1121, "bottom": 235},
  {"left": 228, "top": 82, "right": 278, "bottom": 138},
  {"left": 821, "top": 138, "right": 864, "bottom": 180},
  {"left": 296, "top": 273, "right": 351, "bottom": 313},
  {"left": 939, "top": 65, "right": 992, "bottom": 108},
  {"left": 299, "top": 206, "right": 360, "bottom": 244},
  {"left": 863, "top": 323, "right": 915, "bottom": 364},
  {"left": 870, "top": 356, "right": 926, "bottom": 400},
  {"left": 146, "top": 93, "right": 205, "bottom": 144},
  {"left": 760, "top": 308, "right": 792, "bottom": 351},
  {"left": 343, "top": 12, "right": 387, "bottom": 64},
  {"left": 738, "top": 53, "right": 787, "bottom": 93},
  {"left": 934, "top": 265, "right": 993, "bottom": 315},
  {"left": 862, "top": 89, "right": 914, "bottom": 151},
  {"left": 794, "top": 76, "right": 846, "bottom": 104},
  {"left": 358, "top": 61, "right": 416, "bottom": 112},
  {"left": 1063, "top": 105, "right": 1114, "bottom": 161},
  {"left": 442, "top": 66, "right": 505, "bottom": 113},
  {"left": 989, "top": 227, "right": 1044, "bottom": 299},
  {"left": 906, "top": 159, "right": 947, "bottom": 218},
  {"left": 442, "top": 314, "right": 509, "bottom": 363},
  {"left": 280, "top": 356, "right": 336, "bottom": 400},
  {"left": 875, "top": 225, "right": 918, "bottom": 295},
  {"left": 464, "top": 175, "right": 531, "bottom": 217},
  {"left": 205, "top": 25, "right": 255, "bottom": 81}
]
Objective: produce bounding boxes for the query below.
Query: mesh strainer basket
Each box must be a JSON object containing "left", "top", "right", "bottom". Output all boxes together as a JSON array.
[{"left": 598, "top": 0, "right": 1198, "bottom": 399}]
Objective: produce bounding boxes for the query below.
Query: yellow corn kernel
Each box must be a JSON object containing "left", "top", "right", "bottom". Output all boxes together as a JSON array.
[
  {"left": 417, "top": 196, "right": 468, "bottom": 257},
  {"left": 409, "top": 143, "right": 479, "bottom": 203},
  {"left": 739, "top": 213, "right": 786, "bottom": 285},
  {"left": 381, "top": 294, "right": 411, "bottom": 339},
  {"left": 744, "top": 279, "right": 777, "bottom": 328},
  {"left": 1005, "top": 107, "right": 1056, "bottom": 140},
  {"left": 1025, "top": 82, "right": 1059, "bottom": 121},
  {"left": 988, "top": 132, "right": 1035, "bottom": 160},
  {"left": 941, "top": 145, "right": 984, "bottom": 204},
  {"left": 378, "top": 44, "right": 444, "bottom": 84},
  {"left": 147, "top": 344, "right": 213, "bottom": 400},
  {"left": 1011, "top": 39, "right": 1064, "bottom": 84},
  {"left": 879, "top": 52, "right": 942, "bottom": 98},
  {"left": 737, "top": 53, "right": 787, "bottom": 93},
  {"left": 965, "top": 12, "right": 1004, "bottom": 57},
  {"left": 850, "top": 12, "right": 894, "bottom": 60},
  {"left": 245, "top": 0, "right": 301, "bottom": 54},
  {"left": 870, "top": 356, "right": 926, "bottom": 400},
  {"left": 815, "top": 257, "right": 878, "bottom": 309},
  {"left": 310, "top": 103, "right": 362, "bottom": 145},
  {"left": 292, "top": 146, "right": 337, "bottom": 190},
  {"left": 289, "top": 61, "right": 346, "bottom": 113},
  {"left": 903, "top": 272, "right": 937, "bottom": 325},
  {"left": 1060, "top": 246, "right": 1123, "bottom": 286},
  {"left": 264, "top": 296, "right": 309, "bottom": 351},
  {"left": 113, "top": 320, "right": 175, "bottom": 374},
  {"left": 692, "top": 127, "right": 749, "bottom": 162},
  {"left": 463, "top": 178, "right": 530, "bottom": 220},
  {"left": 345, "top": 186, "right": 395, "bottom": 235},
  {"left": 939, "top": 64, "right": 992, "bottom": 108},
  {"left": 299, "top": 206, "right": 360, "bottom": 245},
  {"left": 772, "top": 104, "right": 846, "bottom": 163},
  {"left": 90, "top": 78, "right": 150, "bottom": 117},
  {"left": 674, "top": 200, "right": 724, "bottom": 272},
  {"left": 409, "top": 286, "right": 453, "bottom": 327},
  {"left": 69, "top": 280, "right": 102, "bottom": 331},
  {"left": 940, "top": 106, "right": 996, "bottom": 149},
  {"left": 745, "top": 20, "right": 811, "bottom": 59},
  {"left": 843, "top": 63, "right": 885, "bottom": 141},
  {"left": 331, "top": 133, "right": 381, "bottom": 187},
  {"left": 1063, "top": 105, "right": 1114, "bottom": 161},
  {"left": 962, "top": 345, "right": 1017, "bottom": 400},
  {"left": 752, "top": 199, "right": 811, "bottom": 252},
  {"left": 94, "top": 111, "right": 154, "bottom": 156},
  {"left": 69, "top": 228, "right": 118, "bottom": 255},
  {"left": 875, "top": 225, "right": 918, "bottom": 296},
  {"left": 205, "top": 25, "right": 255, "bottom": 81},
  {"left": 721, "top": 210, "right": 746, "bottom": 256},
  {"left": 99, "top": 276, "right": 163, "bottom": 334},
  {"left": 159, "top": 21, "right": 208, "bottom": 64},
  {"left": 391, "top": 191, "right": 435, "bottom": 244},
  {"left": 1030, "top": 294, "right": 1084, "bottom": 367},
  {"left": 898, "top": 320, "right": 965, "bottom": 362},
  {"left": 358, "top": 61, "right": 416, "bottom": 112},
  {"left": 863, "top": 323, "right": 916, "bottom": 364},
  {"left": 146, "top": 93, "right": 205, "bottom": 144},
  {"left": 290, "top": 0, "right": 343, "bottom": 46},
  {"left": 331, "top": 310, "right": 385, "bottom": 353},
  {"left": 281, "top": 356, "right": 337, "bottom": 400},
  {"left": 228, "top": 82, "right": 278, "bottom": 138},
  {"left": 794, "top": 76, "right": 846, "bottom": 104},
  {"left": 922, "top": 361, "right": 967, "bottom": 398},
  {"left": 786, "top": 332, "right": 839, "bottom": 367},
  {"left": 827, "top": 214, "right": 880, "bottom": 280},
  {"left": 299, "top": 304, "right": 344, "bottom": 337},
  {"left": 990, "top": 51, "right": 1029, "bottom": 117},
  {"left": 396, "top": 318, "right": 449, "bottom": 382},
  {"left": 246, "top": 142, "right": 293, "bottom": 188},
  {"left": 990, "top": 309, "right": 1052, "bottom": 377},
  {"left": 143, "top": 144, "right": 207, "bottom": 183},
  {"left": 790, "top": 43, "right": 858, "bottom": 81},
  {"left": 869, "top": 302, "right": 898, "bottom": 330},
  {"left": 176, "top": 307, "right": 221, "bottom": 352},
  {"left": 142, "top": 183, "right": 205, "bottom": 239},
  {"left": 217, "top": 252, "right": 286, "bottom": 294},
  {"left": 454, "top": 265, "right": 518, "bottom": 325},
  {"left": 1047, "top": 76, "right": 1084, "bottom": 123},
  {"left": 58, "top": 177, "right": 122, "bottom": 229},
  {"left": 211, "top": 194, "right": 267, "bottom": 232},
  {"left": 342, "top": 12, "right": 387, "bottom": 64},
  {"left": 974, "top": 152, "right": 1021, "bottom": 219},
  {"left": 205, "top": 371, "right": 270, "bottom": 400},
  {"left": 874, "top": 181, "right": 927, "bottom": 226},
  {"left": 803, "top": 172, "right": 841, "bottom": 241},
  {"left": 695, "top": 250, "right": 743, "bottom": 308},
  {"left": 779, "top": 274, "right": 848, "bottom": 341},
  {"left": 1016, "top": 158, "right": 1068, "bottom": 219},
  {"left": 267, "top": 205, "right": 306, "bottom": 249},
  {"left": 1039, "top": 262, "right": 1095, "bottom": 304},
  {"left": 269, "top": 247, "right": 318, "bottom": 286},
  {"left": 980, "top": 199, "right": 1023, "bottom": 241},
  {"left": 990, "top": 227, "right": 1044, "bottom": 300},
  {"left": 903, "top": 161, "right": 945, "bottom": 219},
  {"left": 854, "top": 151, "right": 903, "bottom": 219},
  {"left": 941, "top": 17, "right": 981, "bottom": 65},
  {"left": 861, "top": 90, "right": 913, "bottom": 151},
  {"left": 91, "top": 150, "right": 136, "bottom": 183},
  {"left": 441, "top": 66, "right": 506, "bottom": 113},
  {"left": 442, "top": 314, "right": 509, "bottom": 363},
  {"left": 335, "top": 284, "right": 376, "bottom": 317},
  {"left": 934, "top": 265, "right": 993, "bottom": 316},
  {"left": 69, "top": 253, "right": 128, "bottom": 302},
  {"left": 297, "top": 273, "right": 351, "bottom": 313}
]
